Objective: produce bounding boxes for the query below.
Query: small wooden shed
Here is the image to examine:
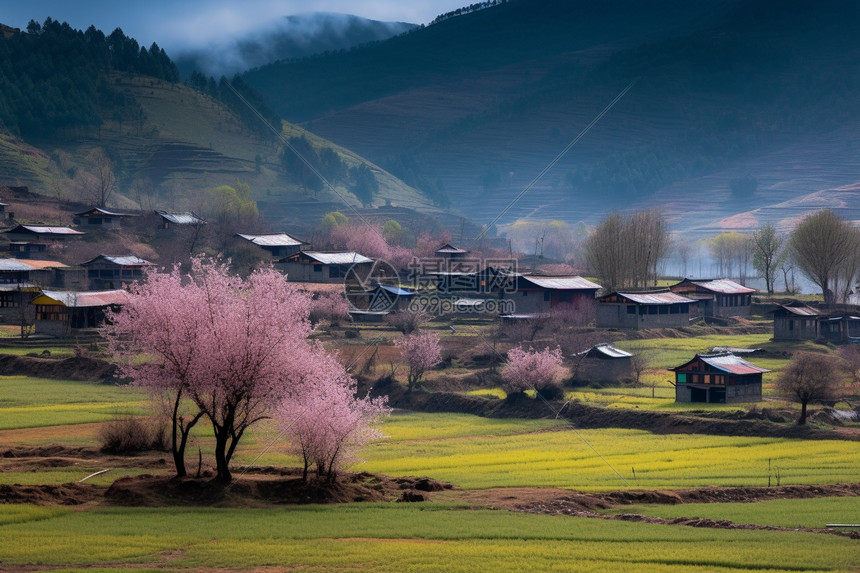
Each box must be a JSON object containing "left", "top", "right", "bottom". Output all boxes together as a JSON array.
[
  {"left": 572, "top": 343, "right": 633, "bottom": 384},
  {"left": 671, "top": 352, "right": 769, "bottom": 404}
]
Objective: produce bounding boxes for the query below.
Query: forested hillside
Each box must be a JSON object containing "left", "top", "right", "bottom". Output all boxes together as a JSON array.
[
  {"left": 0, "top": 19, "right": 178, "bottom": 139},
  {"left": 243, "top": 0, "right": 860, "bottom": 234},
  {"left": 0, "top": 19, "right": 434, "bottom": 231}
]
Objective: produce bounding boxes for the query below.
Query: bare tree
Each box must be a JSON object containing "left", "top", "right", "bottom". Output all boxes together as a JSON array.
[
  {"left": 789, "top": 210, "right": 860, "bottom": 305},
  {"left": 85, "top": 148, "right": 117, "bottom": 207},
  {"left": 776, "top": 351, "right": 842, "bottom": 425},
  {"left": 585, "top": 210, "right": 670, "bottom": 292},
  {"left": 752, "top": 224, "right": 785, "bottom": 295}
]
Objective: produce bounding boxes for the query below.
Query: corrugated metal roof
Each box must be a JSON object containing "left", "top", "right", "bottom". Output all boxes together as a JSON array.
[
  {"left": 300, "top": 251, "right": 373, "bottom": 265},
  {"left": 75, "top": 208, "right": 130, "bottom": 217},
  {"left": 236, "top": 233, "right": 306, "bottom": 247},
  {"left": 435, "top": 243, "right": 469, "bottom": 254},
  {"left": 378, "top": 284, "right": 414, "bottom": 296},
  {"left": 521, "top": 275, "right": 602, "bottom": 290},
  {"left": 155, "top": 210, "right": 204, "bottom": 225},
  {"left": 690, "top": 279, "right": 755, "bottom": 294},
  {"left": 83, "top": 255, "right": 151, "bottom": 266},
  {"left": 6, "top": 225, "right": 84, "bottom": 236},
  {"left": 678, "top": 352, "right": 770, "bottom": 375},
  {"left": 0, "top": 258, "right": 67, "bottom": 271},
  {"left": 616, "top": 291, "right": 695, "bottom": 305},
  {"left": 576, "top": 343, "right": 633, "bottom": 359},
  {"left": 778, "top": 304, "right": 820, "bottom": 316},
  {"left": 36, "top": 289, "right": 130, "bottom": 308}
]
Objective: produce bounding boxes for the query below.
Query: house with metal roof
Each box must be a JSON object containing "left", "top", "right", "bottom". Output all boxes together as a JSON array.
[
  {"left": 670, "top": 278, "right": 756, "bottom": 319},
  {"left": 435, "top": 243, "right": 470, "bottom": 260},
  {"left": 277, "top": 251, "right": 374, "bottom": 283},
  {"left": 597, "top": 290, "right": 695, "bottom": 329},
  {"left": 73, "top": 208, "right": 135, "bottom": 230},
  {"left": 234, "top": 232, "right": 308, "bottom": 258},
  {"left": 671, "top": 352, "right": 769, "bottom": 403},
  {"left": 3, "top": 224, "right": 85, "bottom": 241},
  {"left": 31, "top": 289, "right": 129, "bottom": 336},
  {"left": 501, "top": 274, "right": 601, "bottom": 315},
  {"left": 155, "top": 210, "right": 205, "bottom": 229},
  {"left": 572, "top": 343, "right": 633, "bottom": 384},
  {"left": 81, "top": 255, "right": 152, "bottom": 290},
  {"left": 770, "top": 303, "right": 821, "bottom": 341}
]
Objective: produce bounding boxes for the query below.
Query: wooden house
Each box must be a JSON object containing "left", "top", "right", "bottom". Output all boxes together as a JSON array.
[
  {"left": 671, "top": 352, "right": 769, "bottom": 403},
  {"left": 155, "top": 210, "right": 205, "bottom": 229},
  {"left": 81, "top": 255, "right": 152, "bottom": 290},
  {"left": 501, "top": 275, "right": 601, "bottom": 315},
  {"left": 597, "top": 291, "right": 695, "bottom": 329},
  {"left": 234, "top": 232, "right": 308, "bottom": 258},
  {"left": 435, "top": 243, "right": 469, "bottom": 260},
  {"left": 820, "top": 314, "right": 860, "bottom": 344},
  {"left": 4, "top": 225, "right": 83, "bottom": 260},
  {"left": 572, "top": 343, "right": 633, "bottom": 384},
  {"left": 771, "top": 303, "right": 821, "bottom": 341},
  {"left": 31, "top": 289, "right": 129, "bottom": 336},
  {"left": 73, "top": 208, "right": 134, "bottom": 230},
  {"left": 277, "top": 251, "right": 373, "bottom": 283},
  {"left": 670, "top": 278, "right": 755, "bottom": 319},
  {"left": 0, "top": 259, "right": 85, "bottom": 319}
]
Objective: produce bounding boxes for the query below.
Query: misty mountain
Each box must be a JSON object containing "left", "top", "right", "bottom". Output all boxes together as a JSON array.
[
  {"left": 243, "top": 0, "right": 860, "bottom": 236},
  {"left": 173, "top": 12, "right": 417, "bottom": 78}
]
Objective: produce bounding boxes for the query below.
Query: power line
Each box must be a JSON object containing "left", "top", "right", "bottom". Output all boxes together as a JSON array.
[{"left": 476, "top": 79, "right": 638, "bottom": 239}]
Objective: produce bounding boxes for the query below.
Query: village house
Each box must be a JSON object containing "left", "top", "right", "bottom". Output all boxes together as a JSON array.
[
  {"left": 72, "top": 208, "right": 134, "bottom": 230},
  {"left": 4, "top": 225, "right": 84, "bottom": 260},
  {"left": 771, "top": 303, "right": 821, "bottom": 341},
  {"left": 30, "top": 289, "right": 129, "bottom": 336},
  {"left": 819, "top": 314, "right": 860, "bottom": 344},
  {"left": 597, "top": 291, "right": 695, "bottom": 329},
  {"left": 81, "top": 255, "right": 152, "bottom": 290},
  {"left": 277, "top": 251, "right": 374, "bottom": 283},
  {"left": 670, "top": 278, "right": 755, "bottom": 319},
  {"left": 155, "top": 210, "right": 205, "bottom": 229},
  {"left": 501, "top": 275, "right": 601, "bottom": 315},
  {"left": 434, "top": 243, "right": 469, "bottom": 261},
  {"left": 234, "top": 232, "right": 308, "bottom": 258},
  {"left": 671, "top": 352, "right": 769, "bottom": 403},
  {"left": 571, "top": 343, "right": 633, "bottom": 384}
]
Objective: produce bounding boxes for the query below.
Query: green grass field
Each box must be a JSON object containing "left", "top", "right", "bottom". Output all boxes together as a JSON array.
[
  {"left": 1, "top": 503, "right": 859, "bottom": 571},
  {"left": 605, "top": 496, "right": 860, "bottom": 529},
  {"left": 1, "top": 360, "right": 859, "bottom": 571}
]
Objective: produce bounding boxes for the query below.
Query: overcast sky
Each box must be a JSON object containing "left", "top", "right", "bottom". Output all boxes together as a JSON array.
[{"left": 4, "top": 1, "right": 467, "bottom": 52}]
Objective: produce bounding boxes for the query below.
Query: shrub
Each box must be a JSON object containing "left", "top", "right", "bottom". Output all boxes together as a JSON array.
[{"left": 98, "top": 415, "right": 169, "bottom": 454}]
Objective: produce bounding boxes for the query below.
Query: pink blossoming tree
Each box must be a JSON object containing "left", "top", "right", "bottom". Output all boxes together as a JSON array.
[
  {"left": 104, "top": 258, "right": 326, "bottom": 482},
  {"left": 276, "top": 352, "right": 390, "bottom": 482},
  {"left": 502, "top": 345, "right": 565, "bottom": 398},
  {"left": 394, "top": 329, "right": 442, "bottom": 392}
]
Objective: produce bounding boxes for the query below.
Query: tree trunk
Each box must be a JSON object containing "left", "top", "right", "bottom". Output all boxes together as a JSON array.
[
  {"left": 213, "top": 425, "right": 232, "bottom": 483},
  {"left": 799, "top": 400, "right": 808, "bottom": 425}
]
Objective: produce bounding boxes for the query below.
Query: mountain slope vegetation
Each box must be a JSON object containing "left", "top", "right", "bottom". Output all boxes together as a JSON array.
[
  {"left": 243, "top": 0, "right": 860, "bottom": 235},
  {"left": 0, "top": 19, "right": 433, "bottom": 232}
]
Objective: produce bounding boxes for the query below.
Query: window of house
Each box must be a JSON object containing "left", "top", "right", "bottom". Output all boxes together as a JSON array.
[
  {"left": 659, "top": 306, "right": 668, "bottom": 314},
  {"left": 313, "top": 264, "right": 322, "bottom": 273},
  {"left": 677, "top": 373, "right": 687, "bottom": 383},
  {"left": 627, "top": 305, "right": 635, "bottom": 314},
  {"left": 544, "top": 292, "right": 550, "bottom": 302}
]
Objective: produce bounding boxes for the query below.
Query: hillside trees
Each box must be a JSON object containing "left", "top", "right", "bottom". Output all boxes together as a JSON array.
[
  {"left": 395, "top": 330, "right": 442, "bottom": 392},
  {"left": 502, "top": 346, "right": 564, "bottom": 400},
  {"left": 0, "top": 19, "right": 177, "bottom": 138},
  {"left": 83, "top": 148, "right": 117, "bottom": 207},
  {"left": 708, "top": 232, "right": 753, "bottom": 283},
  {"left": 585, "top": 210, "right": 670, "bottom": 292},
  {"left": 789, "top": 210, "right": 860, "bottom": 305},
  {"left": 776, "top": 351, "right": 843, "bottom": 425},
  {"left": 751, "top": 224, "right": 786, "bottom": 294},
  {"left": 103, "top": 258, "right": 366, "bottom": 483}
]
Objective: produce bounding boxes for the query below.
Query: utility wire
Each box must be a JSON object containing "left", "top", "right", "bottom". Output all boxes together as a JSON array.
[{"left": 476, "top": 79, "right": 638, "bottom": 239}]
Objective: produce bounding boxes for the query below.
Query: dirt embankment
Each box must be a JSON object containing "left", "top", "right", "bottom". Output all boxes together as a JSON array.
[
  {"left": 0, "top": 354, "right": 117, "bottom": 381},
  {"left": 391, "top": 391, "right": 859, "bottom": 441}
]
